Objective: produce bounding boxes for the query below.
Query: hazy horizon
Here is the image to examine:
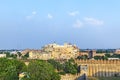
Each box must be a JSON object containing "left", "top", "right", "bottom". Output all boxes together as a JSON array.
[{"left": 0, "top": 0, "right": 120, "bottom": 49}]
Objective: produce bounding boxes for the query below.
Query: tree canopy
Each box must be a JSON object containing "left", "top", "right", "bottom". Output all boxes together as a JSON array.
[
  {"left": 26, "top": 60, "right": 60, "bottom": 80},
  {"left": 0, "top": 58, "right": 26, "bottom": 80}
]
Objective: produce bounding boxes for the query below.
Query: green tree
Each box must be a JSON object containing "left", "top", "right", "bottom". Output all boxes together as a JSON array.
[
  {"left": 0, "top": 58, "right": 26, "bottom": 80},
  {"left": 63, "top": 60, "right": 77, "bottom": 74},
  {"left": 26, "top": 60, "right": 60, "bottom": 80},
  {"left": 10, "top": 54, "right": 17, "bottom": 59},
  {"left": 48, "top": 59, "right": 63, "bottom": 71},
  {"left": 94, "top": 56, "right": 108, "bottom": 60},
  {"left": 77, "top": 55, "right": 88, "bottom": 60},
  {"left": 105, "top": 54, "right": 111, "bottom": 57},
  {"left": 17, "top": 52, "right": 22, "bottom": 58},
  {"left": 4, "top": 52, "right": 11, "bottom": 57},
  {"left": 21, "top": 52, "right": 29, "bottom": 60}
]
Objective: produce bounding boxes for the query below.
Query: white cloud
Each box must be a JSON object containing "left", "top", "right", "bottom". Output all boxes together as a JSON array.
[
  {"left": 69, "top": 11, "right": 79, "bottom": 16},
  {"left": 47, "top": 14, "right": 53, "bottom": 19},
  {"left": 32, "top": 11, "right": 37, "bottom": 15},
  {"left": 73, "top": 19, "right": 83, "bottom": 28},
  {"left": 26, "top": 11, "right": 37, "bottom": 20},
  {"left": 84, "top": 17, "right": 104, "bottom": 26}
]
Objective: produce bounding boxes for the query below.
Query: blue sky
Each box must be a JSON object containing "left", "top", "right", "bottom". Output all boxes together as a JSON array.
[{"left": 0, "top": 0, "right": 120, "bottom": 49}]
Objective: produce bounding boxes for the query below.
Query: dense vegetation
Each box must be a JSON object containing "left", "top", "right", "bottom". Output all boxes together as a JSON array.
[
  {"left": 0, "top": 58, "right": 26, "bottom": 80},
  {"left": 0, "top": 58, "right": 61, "bottom": 80},
  {"left": 94, "top": 54, "right": 120, "bottom": 60},
  {"left": 77, "top": 55, "right": 88, "bottom": 60},
  {"left": 48, "top": 58, "right": 79, "bottom": 75},
  {"left": 94, "top": 56, "right": 108, "bottom": 60},
  {"left": 24, "top": 60, "right": 60, "bottom": 80}
]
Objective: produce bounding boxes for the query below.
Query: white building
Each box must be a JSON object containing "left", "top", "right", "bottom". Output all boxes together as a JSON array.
[
  {"left": 0, "top": 54, "right": 6, "bottom": 58},
  {"left": 108, "top": 58, "right": 119, "bottom": 60}
]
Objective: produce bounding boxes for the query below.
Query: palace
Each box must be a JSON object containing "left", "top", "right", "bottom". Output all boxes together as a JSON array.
[
  {"left": 21, "top": 43, "right": 120, "bottom": 60},
  {"left": 28, "top": 43, "right": 79, "bottom": 60}
]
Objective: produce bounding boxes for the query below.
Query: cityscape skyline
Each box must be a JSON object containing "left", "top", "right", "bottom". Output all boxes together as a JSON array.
[{"left": 0, "top": 0, "right": 120, "bottom": 49}]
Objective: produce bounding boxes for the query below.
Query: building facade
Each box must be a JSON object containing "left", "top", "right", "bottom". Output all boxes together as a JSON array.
[
  {"left": 0, "top": 54, "right": 6, "bottom": 58},
  {"left": 28, "top": 43, "right": 80, "bottom": 60}
]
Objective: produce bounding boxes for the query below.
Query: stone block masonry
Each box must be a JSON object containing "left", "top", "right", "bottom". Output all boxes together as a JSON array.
[{"left": 76, "top": 60, "right": 120, "bottom": 77}]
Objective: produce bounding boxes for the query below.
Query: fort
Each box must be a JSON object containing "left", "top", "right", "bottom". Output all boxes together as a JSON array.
[
  {"left": 25, "top": 43, "right": 80, "bottom": 60},
  {"left": 76, "top": 60, "right": 120, "bottom": 77},
  {"left": 60, "top": 60, "right": 120, "bottom": 80},
  {"left": 21, "top": 43, "right": 120, "bottom": 79}
]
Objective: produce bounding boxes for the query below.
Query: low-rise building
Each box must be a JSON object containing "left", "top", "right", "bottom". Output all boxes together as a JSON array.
[
  {"left": 79, "top": 50, "right": 105, "bottom": 59},
  {"left": 114, "top": 49, "right": 120, "bottom": 54},
  {"left": 0, "top": 54, "right": 6, "bottom": 58},
  {"left": 108, "top": 58, "right": 119, "bottom": 60}
]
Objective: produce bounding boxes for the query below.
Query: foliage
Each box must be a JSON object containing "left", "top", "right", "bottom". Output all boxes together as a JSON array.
[
  {"left": 21, "top": 53, "right": 29, "bottom": 60},
  {"left": 68, "top": 58, "right": 75, "bottom": 63},
  {"left": 105, "top": 54, "right": 111, "bottom": 57},
  {"left": 58, "top": 71, "right": 66, "bottom": 75},
  {"left": 94, "top": 54, "right": 120, "bottom": 60},
  {"left": 63, "top": 60, "right": 78, "bottom": 74},
  {"left": 0, "top": 51, "right": 11, "bottom": 57},
  {"left": 48, "top": 59, "right": 63, "bottom": 71},
  {"left": 111, "top": 54, "right": 120, "bottom": 58},
  {"left": 48, "top": 59, "right": 79, "bottom": 75},
  {"left": 94, "top": 56, "right": 108, "bottom": 60},
  {"left": 24, "top": 52, "right": 29, "bottom": 57},
  {"left": 26, "top": 60, "right": 60, "bottom": 80},
  {"left": 17, "top": 52, "right": 22, "bottom": 57},
  {"left": 77, "top": 55, "right": 88, "bottom": 60},
  {"left": 96, "top": 49, "right": 115, "bottom": 53},
  {"left": 0, "top": 58, "right": 26, "bottom": 80},
  {"left": 10, "top": 54, "right": 17, "bottom": 59}
]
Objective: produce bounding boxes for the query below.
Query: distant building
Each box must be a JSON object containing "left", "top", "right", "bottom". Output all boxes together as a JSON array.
[
  {"left": 108, "top": 58, "right": 119, "bottom": 60},
  {"left": 88, "top": 50, "right": 96, "bottom": 59},
  {"left": 28, "top": 43, "right": 80, "bottom": 60},
  {"left": 94, "top": 53, "right": 105, "bottom": 57},
  {"left": 0, "top": 54, "right": 6, "bottom": 58},
  {"left": 79, "top": 50, "right": 105, "bottom": 59},
  {"left": 21, "top": 49, "right": 31, "bottom": 56},
  {"left": 79, "top": 50, "right": 89, "bottom": 56},
  {"left": 10, "top": 51, "right": 17, "bottom": 55},
  {"left": 115, "top": 49, "right": 120, "bottom": 54}
]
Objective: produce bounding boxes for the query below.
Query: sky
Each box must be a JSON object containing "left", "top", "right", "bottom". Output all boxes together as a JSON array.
[{"left": 0, "top": 0, "right": 120, "bottom": 49}]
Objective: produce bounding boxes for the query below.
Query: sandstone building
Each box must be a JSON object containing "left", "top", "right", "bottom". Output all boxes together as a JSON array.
[
  {"left": 28, "top": 43, "right": 79, "bottom": 60},
  {"left": 0, "top": 54, "right": 6, "bottom": 58},
  {"left": 76, "top": 60, "right": 120, "bottom": 77},
  {"left": 115, "top": 49, "right": 120, "bottom": 54},
  {"left": 79, "top": 50, "right": 105, "bottom": 59}
]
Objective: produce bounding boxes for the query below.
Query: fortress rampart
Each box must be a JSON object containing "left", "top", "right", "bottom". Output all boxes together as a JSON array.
[{"left": 76, "top": 60, "right": 120, "bottom": 77}]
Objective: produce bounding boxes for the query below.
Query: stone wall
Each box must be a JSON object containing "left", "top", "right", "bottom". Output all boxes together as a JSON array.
[
  {"left": 76, "top": 60, "right": 120, "bottom": 77},
  {"left": 61, "top": 74, "right": 81, "bottom": 80}
]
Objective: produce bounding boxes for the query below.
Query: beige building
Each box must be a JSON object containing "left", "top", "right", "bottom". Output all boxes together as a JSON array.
[
  {"left": 29, "top": 50, "right": 51, "bottom": 60},
  {"left": 115, "top": 49, "right": 120, "bottom": 54},
  {"left": 0, "top": 54, "right": 6, "bottom": 58},
  {"left": 79, "top": 50, "right": 105, "bottom": 59},
  {"left": 76, "top": 60, "right": 120, "bottom": 77},
  {"left": 28, "top": 43, "right": 79, "bottom": 60}
]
